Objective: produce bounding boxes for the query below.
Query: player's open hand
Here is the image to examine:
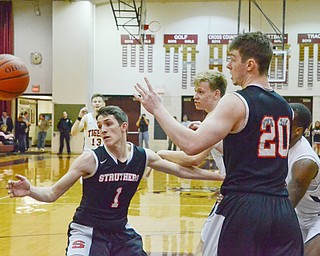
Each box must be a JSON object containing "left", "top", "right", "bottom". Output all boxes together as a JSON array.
[
  {"left": 6, "top": 174, "right": 31, "bottom": 198},
  {"left": 134, "top": 77, "right": 162, "bottom": 115}
]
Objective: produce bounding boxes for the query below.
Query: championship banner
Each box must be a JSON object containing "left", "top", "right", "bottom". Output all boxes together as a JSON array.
[
  {"left": 121, "top": 34, "right": 155, "bottom": 73},
  {"left": 163, "top": 34, "right": 198, "bottom": 89},
  {"left": 297, "top": 33, "right": 320, "bottom": 87},
  {"left": 207, "top": 34, "right": 237, "bottom": 72}
]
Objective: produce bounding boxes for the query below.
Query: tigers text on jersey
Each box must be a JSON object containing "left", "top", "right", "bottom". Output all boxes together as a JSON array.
[
  {"left": 287, "top": 136, "right": 320, "bottom": 215},
  {"left": 221, "top": 85, "right": 293, "bottom": 197},
  {"left": 72, "top": 143, "right": 147, "bottom": 231},
  {"left": 83, "top": 113, "right": 102, "bottom": 151}
]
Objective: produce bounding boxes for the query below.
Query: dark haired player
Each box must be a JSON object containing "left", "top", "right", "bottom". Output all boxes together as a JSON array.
[
  {"left": 287, "top": 103, "right": 320, "bottom": 256},
  {"left": 134, "top": 31, "right": 303, "bottom": 255},
  {"left": 6, "top": 105, "right": 224, "bottom": 256}
]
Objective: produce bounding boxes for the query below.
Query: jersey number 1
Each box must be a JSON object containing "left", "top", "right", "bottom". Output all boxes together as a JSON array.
[{"left": 111, "top": 187, "right": 123, "bottom": 208}]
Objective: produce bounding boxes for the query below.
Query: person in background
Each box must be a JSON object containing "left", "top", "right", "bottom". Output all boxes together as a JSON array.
[
  {"left": 0, "top": 124, "right": 18, "bottom": 152},
  {"left": 71, "top": 94, "right": 105, "bottom": 151},
  {"left": 167, "top": 116, "right": 177, "bottom": 151},
  {"left": 23, "top": 111, "right": 31, "bottom": 151},
  {"left": 136, "top": 113, "right": 149, "bottom": 148},
  {"left": 287, "top": 103, "right": 320, "bottom": 256},
  {"left": 312, "top": 120, "right": 320, "bottom": 157},
  {"left": 181, "top": 114, "right": 190, "bottom": 128},
  {"left": 57, "top": 111, "right": 73, "bottom": 155},
  {"left": 15, "top": 113, "right": 27, "bottom": 153},
  {"left": 36, "top": 114, "right": 50, "bottom": 151},
  {"left": 0, "top": 110, "right": 13, "bottom": 133},
  {"left": 6, "top": 105, "right": 224, "bottom": 256}
]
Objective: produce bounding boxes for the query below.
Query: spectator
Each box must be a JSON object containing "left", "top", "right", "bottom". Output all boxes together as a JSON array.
[
  {"left": 36, "top": 114, "right": 50, "bottom": 151},
  {"left": 0, "top": 124, "right": 18, "bottom": 152},
  {"left": 57, "top": 111, "right": 73, "bottom": 155},
  {"left": 15, "top": 114, "right": 27, "bottom": 153},
  {"left": 136, "top": 113, "right": 149, "bottom": 148},
  {"left": 0, "top": 110, "right": 13, "bottom": 133},
  {"left": 23, "top": 112, "right": 31, "bottom": 151},
  {"left": 312, "top": 120, "right": 320, "bottom": 157},
  {"left": 181, "top": 114, "right": 190, "bottom": 128}
]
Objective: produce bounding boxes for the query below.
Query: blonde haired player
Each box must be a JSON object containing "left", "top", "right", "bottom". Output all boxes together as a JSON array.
[{"left": 157, "top": 71, "right": 227, "bottom": 255}]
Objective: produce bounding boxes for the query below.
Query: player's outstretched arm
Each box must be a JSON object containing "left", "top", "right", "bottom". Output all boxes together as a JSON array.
[
  {"left": 6, "top": 152, "right": 95, "bottom": 202},
  {"left": 71, "top": 107, "right": 87, "bottom": 136},
  {"left": 157, "top": 147, "right": 212, "bottom": 167},
  {"left": 134, "top": 77, "right": 244, "bottom": 155},
  {"left": 146, "top": 149, "right": 224, "bottom": 181},
  {"left": 287, "top": 159, "right": 318, "bottom": 208}
]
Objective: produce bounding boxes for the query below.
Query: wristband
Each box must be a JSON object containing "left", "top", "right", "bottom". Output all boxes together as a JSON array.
[{"left": 77, "top": 116, "right": 82, "bottom": 121}]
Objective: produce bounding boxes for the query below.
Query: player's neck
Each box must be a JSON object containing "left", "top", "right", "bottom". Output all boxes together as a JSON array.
[
  {"left": 242, "top": 74, "right": 270, "bottom": 90},
  {"left": 107, "top": 140, "right": 129, "bottom": 162}
]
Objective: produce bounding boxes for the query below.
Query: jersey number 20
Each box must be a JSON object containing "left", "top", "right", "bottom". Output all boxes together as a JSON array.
[{"left": 258, "top": 116, "right": 290, "bottom": 158}]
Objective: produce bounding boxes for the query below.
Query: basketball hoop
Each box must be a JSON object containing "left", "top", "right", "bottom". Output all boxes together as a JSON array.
[{"left": 144, "top": 21, "right": 161, "bottom": 33}]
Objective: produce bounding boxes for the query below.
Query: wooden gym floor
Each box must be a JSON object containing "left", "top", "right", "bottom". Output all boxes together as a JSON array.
[{"left": 0, "top": 152, "right": 222, "bottom": 256}]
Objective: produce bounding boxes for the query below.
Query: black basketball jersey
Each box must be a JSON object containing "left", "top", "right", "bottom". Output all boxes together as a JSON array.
[
  {"left": 72, "top": 143, "right": 146, "bottom": 230},
  {"left": 221, "top": 85, "right": 292, "bottom": 197}
]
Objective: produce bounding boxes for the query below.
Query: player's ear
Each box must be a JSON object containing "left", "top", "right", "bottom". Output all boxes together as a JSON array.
[
  {"left": 295, "top": 126, "right": 304, "bottom": 136},
  {"left": 121, "top": 122, "right": 128, "bottom": 131},
  {"left": 246, "top": 58, "right": 255, "bottom": 72}
]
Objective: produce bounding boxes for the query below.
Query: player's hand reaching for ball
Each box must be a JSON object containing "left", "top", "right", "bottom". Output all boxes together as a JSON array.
[{"left": 6, "top": 174, "right": 31, "bottom": 198}]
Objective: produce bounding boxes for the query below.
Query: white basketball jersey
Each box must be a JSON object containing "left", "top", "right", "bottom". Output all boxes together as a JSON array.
[
  {"left": 83, "top": 113, "right": 102, "bottom": 151},
  {"left": 210, "top": 148, "right": 226, "bottom": 175},
  {"left": 287, "top": 136, "right": 320, "bottom": 215}
]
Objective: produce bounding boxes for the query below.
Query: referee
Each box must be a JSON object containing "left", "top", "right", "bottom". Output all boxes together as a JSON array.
[{"left": 57, "top": 111, "right": 73, "bottom": 154}]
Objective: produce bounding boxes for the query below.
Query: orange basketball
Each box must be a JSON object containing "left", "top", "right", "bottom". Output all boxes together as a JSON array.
[{"left": 0, "top": 54, "right": 29, "bottom": 100}]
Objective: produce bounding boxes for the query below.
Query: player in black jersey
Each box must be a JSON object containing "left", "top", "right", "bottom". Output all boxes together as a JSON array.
[
  {"left": 6, "top": 105, "right": 224, "bottom": 256},
  {"left": 135, "top": 31, "right": 303, "bottom": 255}
]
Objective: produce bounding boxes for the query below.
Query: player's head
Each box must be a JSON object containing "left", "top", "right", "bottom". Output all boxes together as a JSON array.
[
  {"left": 289, "top": 103, "right": 311, "bottom": 147},
  {"left": 228, "top": 31, "right": 273, "bottom": 75},
  {"left": 96, "top": 106, "right": 128, "bottom": 145},
  {"left": 193, "top": 71, "right": 227, "bottom": 113},
  {"left": 91, "top": 93, "right": 106, "bottom": 111}
]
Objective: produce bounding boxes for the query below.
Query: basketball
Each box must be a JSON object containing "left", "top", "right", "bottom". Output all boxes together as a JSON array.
[{"left": 0, "top": 54, "right": 29, "bottom": 100}]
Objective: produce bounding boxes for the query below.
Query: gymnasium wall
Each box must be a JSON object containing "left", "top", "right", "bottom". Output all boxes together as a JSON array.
[
  {"left": 93, "top": 0, "right": 320, "bottom": 150},
  {"left": 12, "top": 0, "right": 320, "bottom": 152}
]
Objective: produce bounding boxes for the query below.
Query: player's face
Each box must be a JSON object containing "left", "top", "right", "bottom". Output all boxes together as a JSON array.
[
  {"left": 226, "top": 50, "right": 247, "bottom": 87},
  {"left": 97, "top": 114, "right": 126, "bottom": 147},
  {"left": 193, "top": 81, "right": 217, "bottom": 113},
  {"left": 91, "top": 97, "right": 105, "bottom": 111}
]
